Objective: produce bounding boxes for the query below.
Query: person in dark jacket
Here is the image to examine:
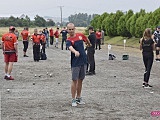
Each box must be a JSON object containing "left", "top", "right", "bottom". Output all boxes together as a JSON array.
[{"left": 86, "top": 26, "right": 96, "bottom": 75}]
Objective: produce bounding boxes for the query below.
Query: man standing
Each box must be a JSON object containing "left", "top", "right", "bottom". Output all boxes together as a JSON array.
[
  {"left": 153, "top": 26, "right": 160, "bottom": 61},
  {"left": 60, "top": 27, "right": 68, "bottom": 50},
  {"left": 31, "top": 29, "right": 41, "bottom": 62},
  {"left": 2, "top": 26, "right": 18, "bottom": 80},
  {"left": 54, "top": 28, "right": 60, "bottom": 48},
  {"left": 101, "top": 29, "right": 105, "bottom": 45},
  {"left": 86, "top": 26, "right": 96, "bottom": 75},
  {"left": 95, "top": 29, "right": 102, "bottom": 50},
  {"left": 21, "top": 27, "right": 30, "bottom": 57},
  {"left": 49, "top": 28, "right": 54, "bottom": 45},
  {"left": 39, "top": 30, "right": 46, "bottom": 54},
  {"left": 66, "top": 23, "right": 92, "bottom": 107},
  {"left": 43, "top": 28, "right": 49, "bottom": 48}
]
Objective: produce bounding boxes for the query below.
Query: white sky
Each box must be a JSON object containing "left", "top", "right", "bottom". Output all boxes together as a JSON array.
[{"left": 0, "top": 0, "right": 159, "bottom": 19}]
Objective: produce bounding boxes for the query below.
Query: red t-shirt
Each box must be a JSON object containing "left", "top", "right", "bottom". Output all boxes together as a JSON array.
[
  {"left": 21, "top": 30, "right": 30, "bottom": 41},
  {"left": 67, "top": 33, "right": 87, "bottom": 46},
  {"left": 49, "top": 29, "right": 54, "bottom": 36},
  {"left": 96, "top": 32, "right": 101, "bottom": 40},
  {"left": 2, "top": 33, "right": 18, "bottom": 51},
  {"left": 54, "top": 30, "right": 59, "bottom": 38}
]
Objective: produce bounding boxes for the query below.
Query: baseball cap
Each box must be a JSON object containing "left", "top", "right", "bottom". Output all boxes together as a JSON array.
[
  {"left": 88, "top": 26, "right": 94, "bottom": 30},
  {"left": 157, "top": 26, "right": 160, "bottom": 29},
  {"left": 9, "top": 26, "right": 15, "bottom": 30}
]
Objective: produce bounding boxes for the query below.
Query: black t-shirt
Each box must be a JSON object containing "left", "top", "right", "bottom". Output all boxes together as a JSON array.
[
  {"left": 142, "top": 39, "right": 154, "bottom": 53},
  {"left": 60, "top": 30, "right": 68, "bottom": 38},
  {"left": 88, "top": 32, "right": 96, "bottom": 50}
]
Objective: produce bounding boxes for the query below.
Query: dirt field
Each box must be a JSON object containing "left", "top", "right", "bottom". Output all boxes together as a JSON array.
[{"left": 0, "top": 41, "right": 160, "bottom": 120}]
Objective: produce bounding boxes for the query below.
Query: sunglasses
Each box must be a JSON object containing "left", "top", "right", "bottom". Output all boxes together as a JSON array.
[{"left": 68, "top": 29, "right": 74, "bottom": 31}]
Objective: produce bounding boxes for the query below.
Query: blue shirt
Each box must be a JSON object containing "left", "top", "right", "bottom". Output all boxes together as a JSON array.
[{"left": 66, "top": 33, "right": 87, "bottom": 67}]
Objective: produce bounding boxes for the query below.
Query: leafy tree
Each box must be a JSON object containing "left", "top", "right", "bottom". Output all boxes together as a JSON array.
[
  {"left": 135, "top": 16, "right": 144, "bottom": 37},
  {"left": 90, "top": 15, "right": 100, "bottom": 29},
  {"left": 117, "top": 15, "right": 129, "bottom": 37},
  {"left": 68, "top": 13, "right": 92, "bottom": 27},
  {"left": 97, "top": 12, "right": 109, "bottom": 30},
  {"left": 34, "top": 15, "right": 46, "bottom": 27},
  {"left": 46, "top": 19, "right": 55, "bottom": 26},
  {"left": 129, "top": 13, "right": 139, "bottom": 37},
  {"left": 152, "top": 8, "right": 160, "bottom": 27}
]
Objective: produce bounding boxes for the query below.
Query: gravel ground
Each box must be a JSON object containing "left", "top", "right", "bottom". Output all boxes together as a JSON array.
[{"left": 0, "top": 41, "right": 160, "bottom": 120}]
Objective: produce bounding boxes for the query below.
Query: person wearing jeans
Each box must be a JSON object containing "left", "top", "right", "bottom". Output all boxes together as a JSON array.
[{"left": 140, "top": 28, "right": 155, "bottom": 88}]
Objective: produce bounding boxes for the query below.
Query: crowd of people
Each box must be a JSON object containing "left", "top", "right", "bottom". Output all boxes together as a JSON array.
[{"left": 1, "top": 24, "right": 160, "bottom": 106}]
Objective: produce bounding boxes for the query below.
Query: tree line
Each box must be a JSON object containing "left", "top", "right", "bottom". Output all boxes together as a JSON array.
[
  {"left": 68, "top": 13, "right": 97, "bottom": 27},
  {"left": 90, "top": 8, "right": 160, "bottom": 38},
  {"left": 0, "top": 15, "right": 55, "bottom": 27},
  {"left": 0, "top": 13, "right": 96, "bottom": 28}
]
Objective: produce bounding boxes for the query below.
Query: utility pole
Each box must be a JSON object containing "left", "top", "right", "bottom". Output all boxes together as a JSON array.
[{"left": 58, "top": 6, "right": 64, "bottom": 28}]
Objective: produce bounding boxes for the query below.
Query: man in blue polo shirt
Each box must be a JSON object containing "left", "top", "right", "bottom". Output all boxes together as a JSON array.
[{"left": 66, "top": 23, "right": 92, "bottom": 107}]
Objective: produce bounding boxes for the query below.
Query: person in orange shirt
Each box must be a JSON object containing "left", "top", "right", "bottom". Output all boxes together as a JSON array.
[
  {"left": 1, "top": 26, "right": 18, "bottom": 80},
  {"left": 21, "top": 27, "right": 30, "bottom": 57},
  {"left": 95, "top": 29, "right": 102, "bottom": 50},
  {"left": 31, "top": 29, "right": 41, "bottom": 62},
  {"left": 49, "top": 28, "right": 54, "bottom": 45},
  {"left": 54, "top": 28, "right": 60, "bottom": 48}
]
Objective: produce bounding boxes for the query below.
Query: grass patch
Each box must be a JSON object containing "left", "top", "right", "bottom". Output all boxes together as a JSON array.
[{"left": 104, "top": 36, "right": 140, "bottom": 48}]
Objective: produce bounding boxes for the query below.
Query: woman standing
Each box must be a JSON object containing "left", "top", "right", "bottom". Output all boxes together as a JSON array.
[{"left": 140, "top": 28, "right": 155, "bottom": 88}]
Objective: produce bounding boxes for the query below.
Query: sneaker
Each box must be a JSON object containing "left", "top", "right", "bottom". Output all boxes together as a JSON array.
[
  {"left": 142, "top": 83, "right": 145, "bottom": 87},
  {"left": 143, "top": 84, "right": 152, "bottom": 88},
  {"left": 4, "top": 75, "right": 8, "bottom": 79},
  {"left": 92, "top": 71, "right": 96, "bottom": 75},
  {"left": 6, "top": 76, "right": 14, "bottom": 80},
  {"left": 86, "top": 72, "right": 93, "bottom": 76},
  {"left": 72, "top": 99, "right": 77, "bottom": 107},
  {"left": 76, "top": 97, "right": 85, "bottom": 105},
  {"left": 24, "top": 55, "right": 29, "bottom": 57},
  {"left": 155, "top": 59, "right": 160, "bottom": 62}
]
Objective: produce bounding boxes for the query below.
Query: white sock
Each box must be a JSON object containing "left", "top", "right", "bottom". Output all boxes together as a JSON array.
[{"left": 7, "top": 74, "right": 10, "bottom": 77}]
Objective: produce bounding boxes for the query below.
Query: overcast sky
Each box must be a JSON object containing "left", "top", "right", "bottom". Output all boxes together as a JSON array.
[{"left": 0, "top": 0, "right": 160, "bottom": 19}]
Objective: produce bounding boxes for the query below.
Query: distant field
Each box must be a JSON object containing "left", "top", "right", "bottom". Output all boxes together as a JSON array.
[
  {"left": 0, "top": 27, "right": 87, "bottom": 40},
  {"left": 105, "top": 36, "right": 140, "bottom": 48}
]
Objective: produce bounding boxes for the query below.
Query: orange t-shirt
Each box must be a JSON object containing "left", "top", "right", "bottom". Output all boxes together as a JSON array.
[
  {"left": 40, "top": 34, "right": 46, "bottom": 43},
  {"left": 2, "top": 33, "right": 18, "bottom": 51},
  {"left": 31, "top": 34, "right": 41, "bottom": 44},
  {"left": 21, "top": 30, "right": 30, "bottom": 41}
]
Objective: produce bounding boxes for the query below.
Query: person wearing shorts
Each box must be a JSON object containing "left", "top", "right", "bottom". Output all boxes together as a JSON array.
[
  {"left": 1, "top": 26, "right": 18, "bottom": 80},
  {"left": 66, "top": 23, "right": 92, "bottom": 107}
]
